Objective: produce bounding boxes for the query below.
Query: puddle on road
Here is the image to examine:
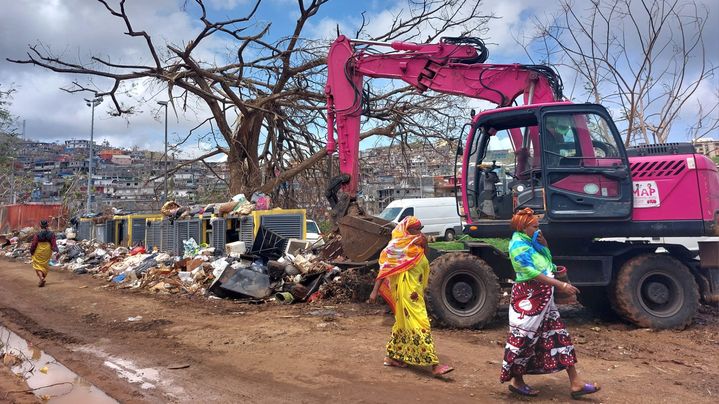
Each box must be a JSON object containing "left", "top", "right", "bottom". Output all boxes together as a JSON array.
[
  {"left": 0, "top": 324, "right": 117, "bottom": 403},
  {"left": 76, "top": 346, "right": 160, "bottom": 390}
]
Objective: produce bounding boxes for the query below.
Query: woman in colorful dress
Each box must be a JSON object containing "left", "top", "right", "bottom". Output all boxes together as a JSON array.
[
  {"left": 30, "top": 219, "right": 58, "bottom": 287},
  {"left": 500, "top": 208, "right": 600, "bottom": 399},
  {"left": 368, "top": 216, "right": 454, "bottom": 376}
]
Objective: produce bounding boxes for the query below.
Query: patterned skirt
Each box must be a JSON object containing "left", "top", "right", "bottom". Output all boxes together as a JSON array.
[
  {"left": 384, "top": 257, "right": 440, "bottom": 366},
  {"left": 500, "top": 279, "right": 577, "bottom": 382}
]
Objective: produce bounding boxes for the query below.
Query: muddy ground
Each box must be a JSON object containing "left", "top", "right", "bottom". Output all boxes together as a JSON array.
[{"left": 0, "top": 258, "right": 718, "bottom": 403}]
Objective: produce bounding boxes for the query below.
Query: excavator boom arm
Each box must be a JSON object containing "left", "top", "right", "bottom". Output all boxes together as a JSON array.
[{"left": 325, "top": 35, "right": 563, "bottom": 196}]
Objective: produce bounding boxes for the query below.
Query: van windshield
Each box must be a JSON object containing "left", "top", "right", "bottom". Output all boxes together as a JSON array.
[
  {"left": 378, "top": 207, "right": 402, "bottom": 221},
  {"left": 306, "top": 221, "right": 320, "bottom": 233}
]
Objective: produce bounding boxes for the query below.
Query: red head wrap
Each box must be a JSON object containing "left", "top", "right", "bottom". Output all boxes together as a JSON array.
[{"left": 511, "top": 208, "right": 539, "bottom": 231}]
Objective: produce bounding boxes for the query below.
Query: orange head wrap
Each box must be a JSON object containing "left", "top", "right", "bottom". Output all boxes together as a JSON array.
[{"left": 511, "top": 208, "right": 539, "bottom": 231}]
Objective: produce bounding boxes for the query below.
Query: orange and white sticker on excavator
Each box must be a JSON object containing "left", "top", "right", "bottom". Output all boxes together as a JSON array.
[{"left": 633, "top": 181, "right": 660, "bottom": 208}]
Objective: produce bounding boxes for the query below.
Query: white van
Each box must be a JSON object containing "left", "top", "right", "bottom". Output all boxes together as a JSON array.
[{"left": 378, "top": 197, "right": 463, "bottom": 241}]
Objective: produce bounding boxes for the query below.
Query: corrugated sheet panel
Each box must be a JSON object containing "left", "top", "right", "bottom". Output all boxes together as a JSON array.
[
  {"left": 131, "top": 218, "right": 146, "bottom": 246},
  {"left": 77, "top": 221, "right": 92, "bottom": 241},
  {"left": 145, "top": 220, "right": 162, "bottom": 251},
  {"left": 210, "top": 218, "right": 226, "bottom": 251},
  {"left": 105, "top": 220, "right": 116, "bottom": 245},
  {"left": 238, "top": 216, "right": 255, "bottom": 246},
  {"left": 161, "top": 220, "right": 176, "bottom": 254},
  {"left": 175, "top": 219, "right": 202, "bottom": 255},
  {"left": 0, "top": 203, "right": 66, "bottom": 233},
  {"left": 95, "top": 223, "right": 106, "bottom": 243},
  {"left": 259, "top": 213, "right": 303, "bottom": 239}
]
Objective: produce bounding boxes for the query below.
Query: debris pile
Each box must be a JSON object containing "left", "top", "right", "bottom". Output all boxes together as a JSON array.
[{"left": 1, "top": 224, "right": 377, "bottom": 305}]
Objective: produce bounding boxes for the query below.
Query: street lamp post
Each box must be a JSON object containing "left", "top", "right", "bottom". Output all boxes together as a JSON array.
[
  {"left": 157, "top": 101, "right": 169, "bottom": 202},
  {"left": 84, "top": 95, "right": 103, "bottom": 214}
]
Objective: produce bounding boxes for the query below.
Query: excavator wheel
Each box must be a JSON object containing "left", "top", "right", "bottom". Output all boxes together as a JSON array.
[
  {"left": 610, "top": 254, "right": 699, "bottom": 329},
  {"left": 426, "top": 252, "right": 500, "bottom": 329}
]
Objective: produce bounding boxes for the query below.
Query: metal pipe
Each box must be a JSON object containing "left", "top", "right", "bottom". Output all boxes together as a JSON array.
[
  {"left": 348, "top": 38, "right": 394, "bottom": 47},
  {"left": 87, "top": 100, "right": 96, "bottom": 214},
  {"left": 164, "top": 103, "right": 168, "bottom": 202},
  {"left": 157, "top": 101, "right": 169, "bottom": 203}
]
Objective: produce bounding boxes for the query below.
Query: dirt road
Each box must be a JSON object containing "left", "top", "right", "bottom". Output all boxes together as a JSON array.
[{"left": 1, "top": 258, "right": 718, "bottom": 403}]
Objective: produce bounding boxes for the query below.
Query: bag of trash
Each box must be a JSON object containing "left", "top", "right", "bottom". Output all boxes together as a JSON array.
[
  {"left": 218, "top": 201, "right": 238, "bottom": 215},
  {"left": 129, "top": 245, "right": 146, "bottom": 256},
  {"left": 231, "top": 193, "right": 248, "bottom": 204},
  {"left": 183, "top": 238, "right": 200, "bottom": 258},
  {"left": 251, "top": 192, "right": 271, "bottom": 210},
  {"left": 64, "top": 227, "right": 77, "bottom": 240},
  {"left": 211, "top": 258, "right": 229, "bottom": 278},
  {"left": 161, "top": 201, "right": 181, "bottom": 217}
]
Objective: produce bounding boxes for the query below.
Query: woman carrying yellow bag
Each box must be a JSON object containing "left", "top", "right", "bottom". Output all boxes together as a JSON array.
[{"left": 368, "top": 216, "right": 453, "bottom": 376}]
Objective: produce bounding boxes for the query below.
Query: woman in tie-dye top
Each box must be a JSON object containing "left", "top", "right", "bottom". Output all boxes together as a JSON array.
[{"left": 500, "top": 208, "right": 601, "bottom": 400}]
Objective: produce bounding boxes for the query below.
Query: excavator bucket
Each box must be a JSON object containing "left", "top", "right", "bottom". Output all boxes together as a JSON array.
[{"left": 337, "top": 215, "right": 394, "bottom": 261}]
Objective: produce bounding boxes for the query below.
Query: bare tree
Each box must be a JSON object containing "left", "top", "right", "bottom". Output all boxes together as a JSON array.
[
  {"left": 8, "top": 0, "right": 492, "bottom": 202},
  {"left": 0, "top": 85, "right": 21, "bottom": 204},
  {"left": 529, "top": 0, "right": 717, "bottom": 145}
]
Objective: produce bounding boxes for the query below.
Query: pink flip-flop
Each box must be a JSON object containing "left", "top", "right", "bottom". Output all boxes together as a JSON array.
[
  {"left": 432, "top": 364, "right": 454, "bottom": 376},
  {"left": 383, "top": 357, "right": 408, "bottom": 368}
]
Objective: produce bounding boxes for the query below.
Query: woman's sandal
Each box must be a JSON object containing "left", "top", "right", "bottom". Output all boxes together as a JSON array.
[
  {"left": 38, "top": 278, "right": 46, "bottom": 288},
  {"left": 571, "top": 382, "right": 600, "bottom": 399},
  {"left": 431, "top": 364, "right": 454, "bottom": 376},
  {"left": 383, "top": 357, "right": 408, "bottom": 368},
  {"left": 509, "top": 384, "right": 540, "bottom": 397}
]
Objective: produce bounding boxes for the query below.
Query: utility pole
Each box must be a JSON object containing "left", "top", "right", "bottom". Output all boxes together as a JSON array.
[
  {"left": 9, "top": 120, "right": 26, "bottom": 204},
  {"left": 84, "top": 95, "right": 103, "bottom": 214},
  {"left": 157, "top": 101, "right": 169, "bottom": 202}
]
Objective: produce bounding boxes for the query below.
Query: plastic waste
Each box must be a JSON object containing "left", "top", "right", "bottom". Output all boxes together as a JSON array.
[
  {"left": 218, "top": 268, "right": 270, "bottom": 299},
  {"left": 211, "top": 258, "right": 229, "bottom": 278},
  {"left": 275, "top": 292, "right": 294, "bottom": 304},
  {"left": 178, "top": 272, "right": 193, "bottom": 283},
  {"left": 249, "top": 259, "right": 267, "bottom": 274},
  {"left": 231, "top": 193, "right": 248, "bottom": 204},
  {"left": 182, "top": 238, "right": 200, "bottom": 258}
]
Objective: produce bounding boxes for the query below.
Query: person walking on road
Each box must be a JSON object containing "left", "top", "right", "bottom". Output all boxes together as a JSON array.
[
  {"left": 500, "top": 208, "right": 600, "bottom": 399},
  {"left": 368, "top": 216, "right": 454, "bottom": 377},
  {"left": 30, "top": 220, "right": 58, "bottom": 288}
]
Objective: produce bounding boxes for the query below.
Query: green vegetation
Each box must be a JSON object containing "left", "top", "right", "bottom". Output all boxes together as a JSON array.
[{"left": 429, "top": 236, "right": 509, "bottom": 252}]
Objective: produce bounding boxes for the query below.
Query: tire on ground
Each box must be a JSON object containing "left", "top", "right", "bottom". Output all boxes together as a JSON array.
[
  {"left": 577, "top": 286, "right": 619, "bottom": 321},
  {"left": 610, "top": 254, "right": 699, "bottom": 329},
  {"left": 443, "top": 229, "right": 456, "bottom": 241},
  {"left": 426, "top": 252, "right": 500, "bottom": 329}
]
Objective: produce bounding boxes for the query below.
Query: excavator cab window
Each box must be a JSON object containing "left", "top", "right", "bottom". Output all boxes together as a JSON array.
[
  {"left": 462, "top": 110, "right": 540, "bottom": 223},
  {"left": 539, "top": 106, "right": 632, "bottom": 221}
]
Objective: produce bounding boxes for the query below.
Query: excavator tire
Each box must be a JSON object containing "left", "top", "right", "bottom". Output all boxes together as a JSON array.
[
  {"left": 610, "top": 254, "right": 699, "bottom": 329},
  {"left": 426, "top": 252, "right": 500, "bottom": 329},
  {"left": 577, "top": 287, "right": 619, "bottom": 321}
]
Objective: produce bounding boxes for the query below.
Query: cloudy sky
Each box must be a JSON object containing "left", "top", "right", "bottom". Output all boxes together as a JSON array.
[{"left": 1, "top": 0, "right": 717, "bottom": 159}]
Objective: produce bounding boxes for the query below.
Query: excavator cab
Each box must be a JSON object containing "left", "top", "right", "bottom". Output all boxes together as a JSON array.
[{"left": 459, "top": 103, "right": 633, "bottom": 239}]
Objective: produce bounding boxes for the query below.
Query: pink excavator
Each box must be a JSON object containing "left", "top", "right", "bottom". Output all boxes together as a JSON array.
[{"left": 325, "top": 35, "right": 719, "bottom": 329}]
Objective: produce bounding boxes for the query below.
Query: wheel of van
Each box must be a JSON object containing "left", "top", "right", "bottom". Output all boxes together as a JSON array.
[
  {"left": 443, "top": 229, "right": 456, "bottom": 241},
  {"left": 577, "top": 286, "right": 619, "bottom": 321},
  {"left": 610, "top": 254, "right": 699, "bottom": 329},
  {"left": 426, "top": 252, "right": 500, "bottom": 329}
]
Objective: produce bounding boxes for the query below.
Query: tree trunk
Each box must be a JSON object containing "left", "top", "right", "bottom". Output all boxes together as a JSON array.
[{"left": 227, "top": 112, "right": 263, "bottom": 196}]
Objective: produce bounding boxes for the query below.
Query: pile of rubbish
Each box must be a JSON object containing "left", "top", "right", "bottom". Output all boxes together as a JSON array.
[
  {"left": 160, "top": 192, "right": 272, "bottom": 222},
  {"left": 0, "top": 225, "right": 377, "bottom": 305}
]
